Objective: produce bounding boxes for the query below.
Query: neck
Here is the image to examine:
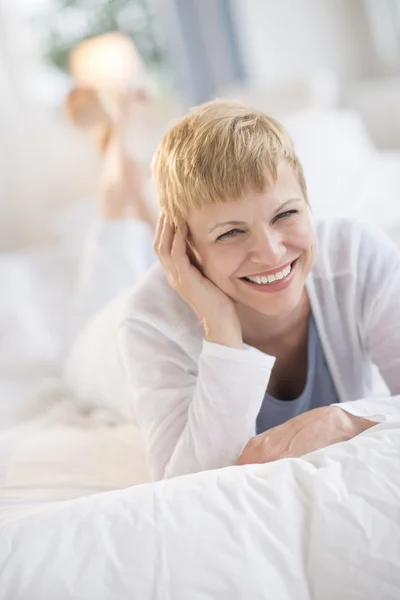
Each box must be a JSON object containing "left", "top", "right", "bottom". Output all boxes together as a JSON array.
[{"left": 237, "top": 291, "right": 310, "bottom": 351}]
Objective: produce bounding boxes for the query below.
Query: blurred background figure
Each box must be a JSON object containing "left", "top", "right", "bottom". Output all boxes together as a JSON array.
[{"left": 65, "top": 33, "right": 158, "bottom": 225}]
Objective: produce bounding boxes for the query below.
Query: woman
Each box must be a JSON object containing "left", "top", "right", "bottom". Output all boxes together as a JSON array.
[{"left": 71, "top": 99, "right": 400, "bottom": 480}]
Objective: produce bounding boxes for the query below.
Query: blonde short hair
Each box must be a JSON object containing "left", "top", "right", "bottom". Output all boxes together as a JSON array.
[{"left": 152, "top": 99, "right": 307, "bottom": 228}]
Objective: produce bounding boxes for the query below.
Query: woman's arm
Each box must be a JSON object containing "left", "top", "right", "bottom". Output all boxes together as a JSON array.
[
  {"left": 72, "top": 220, "right": 155, "bottom": 332},
  {"left": 119, "top": 315, "right": 274, "bottom": 480}
]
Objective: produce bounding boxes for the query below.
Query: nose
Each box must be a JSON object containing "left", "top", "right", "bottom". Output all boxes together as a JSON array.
[{"left": 248, "top": 225, "right": 285, "bottom": 266}]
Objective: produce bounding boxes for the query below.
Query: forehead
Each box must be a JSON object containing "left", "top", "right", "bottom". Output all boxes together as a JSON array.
[{"left": 187, "top": 163, "right": 302, "bottom": 229}]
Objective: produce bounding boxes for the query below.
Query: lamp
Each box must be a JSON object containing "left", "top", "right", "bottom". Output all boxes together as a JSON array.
[
  {"left": 67, "top": 31, "right": 162, "bottom": 167},
  {"left": 67, "top": 31, "right": 149, "bottom": 140},
  {"left": 69, "top": 32, "right": 145, "bottom": 92}
]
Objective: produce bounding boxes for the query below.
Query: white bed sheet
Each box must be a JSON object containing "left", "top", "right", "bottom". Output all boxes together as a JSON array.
[{"left": 0, "top": 403, "right": 150, "bottom": 504}]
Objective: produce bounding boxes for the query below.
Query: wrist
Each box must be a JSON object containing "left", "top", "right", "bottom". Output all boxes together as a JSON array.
[{"left": 203, "top": 319, "right": 243, "bottom": 350}]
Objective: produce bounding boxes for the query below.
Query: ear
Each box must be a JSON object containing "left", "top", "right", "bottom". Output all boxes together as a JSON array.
[{"left": 65, "top": 86, "right": 111, "bottom": 130}]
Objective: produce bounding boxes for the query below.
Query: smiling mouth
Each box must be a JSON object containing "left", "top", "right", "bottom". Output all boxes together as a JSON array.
[{"left": 240, "top": 260, "right": 297, "bottom": 285}]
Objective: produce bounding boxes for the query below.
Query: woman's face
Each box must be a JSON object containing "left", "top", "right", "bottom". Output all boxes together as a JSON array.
[{"left": 186, "top": 162, "right": 316, "bottom": 318}]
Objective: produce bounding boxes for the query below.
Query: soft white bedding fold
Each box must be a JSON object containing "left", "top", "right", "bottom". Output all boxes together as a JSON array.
[{"left": 1, "top": 421, "right": 399, "bottom": 600}]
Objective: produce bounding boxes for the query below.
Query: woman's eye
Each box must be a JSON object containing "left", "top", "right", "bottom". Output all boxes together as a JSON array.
[
  {"left": 216, "top": 228, "right": 244, "bottom": 241},
  {"left": 273, "top": 209, "right": 299, "bottom": 223}
]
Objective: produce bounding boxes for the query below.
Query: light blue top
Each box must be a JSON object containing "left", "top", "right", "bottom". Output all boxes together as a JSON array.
[{"left": 256, "top": 314, "right": 339, "bottom": 434}]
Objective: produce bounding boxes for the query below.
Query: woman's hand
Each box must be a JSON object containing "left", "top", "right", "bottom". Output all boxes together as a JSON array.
[
  {"left": 154, "top": 213, "right": 243, "bottom": 348},
  {"left": 236, "top": 406, "right": 375, "bottom": 465}
]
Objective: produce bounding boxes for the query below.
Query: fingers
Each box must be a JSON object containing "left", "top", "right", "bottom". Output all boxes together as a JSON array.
[
  {"left": 171, "top": 226, "right": 188, "bottom": 261},
  {"left": 154, "top": 213, "right": 174, "bottom": 263},
  {"left": 171, "top": 226, "right": 193, "bottom": 283},
  {"left": 153, "top": 213, "right": 164, "bottom": 249},
  {"left": 153, "top": 215, "right": 194, "bottom": 290}
]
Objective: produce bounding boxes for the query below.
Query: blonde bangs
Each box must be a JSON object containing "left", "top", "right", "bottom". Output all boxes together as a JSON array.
[{"left": 152, "top": 99, "right": 306, "bottom": 228}]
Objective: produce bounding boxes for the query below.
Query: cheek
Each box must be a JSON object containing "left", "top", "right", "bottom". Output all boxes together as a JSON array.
[
  {"left": 294, "top": 227, "right": 316, "bottom": 270},
  {"left": 288, "top": 220, "right": 315, "bottom": 252},
  {"left": 202, "top": 246, "right": 245, "bottom": 282},
  {"left": 299, "top": 233, "right": 315, "bottom": 254}
]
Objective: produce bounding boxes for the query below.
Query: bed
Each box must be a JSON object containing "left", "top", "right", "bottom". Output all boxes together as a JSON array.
[{"left": 1, "top": 107, "right": 400, "bottom": 598}]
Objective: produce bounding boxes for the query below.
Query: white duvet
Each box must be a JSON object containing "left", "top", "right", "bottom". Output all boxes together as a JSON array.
[
  {"left": 1, "top": 420, "right": 400, "bottom": 599},
  {"left": 1, "top": 108, "right": 400, "bottom": 598}
]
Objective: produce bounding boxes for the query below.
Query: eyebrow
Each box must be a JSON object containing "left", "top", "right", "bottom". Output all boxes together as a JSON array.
[
  {"left": 275, "top": 197, "right": 303, "bottom": 212},
  {"left": 207, "top": 198, "right": 303, "bottom": 234},
  {"left": 208, "top": 220, "right": 246, "bottom": 234}
]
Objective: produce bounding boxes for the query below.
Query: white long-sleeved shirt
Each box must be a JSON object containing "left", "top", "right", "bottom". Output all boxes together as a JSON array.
[{"left": 67, "top": 218, "right": 400, "bottom": 480}]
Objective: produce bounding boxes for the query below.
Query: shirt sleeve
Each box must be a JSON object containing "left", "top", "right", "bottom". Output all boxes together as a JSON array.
[
  {"left": 339, "top": 223, "right": 400, "bottom": 422},
  {"left": 119, "top": 317, "right": 275, "bottom": 480},
  {"left": 359, "top": 224, "right": 400, "bottom": 395},
  {"left": 72, "top": 219, "right": 155, "bottom": 333}
]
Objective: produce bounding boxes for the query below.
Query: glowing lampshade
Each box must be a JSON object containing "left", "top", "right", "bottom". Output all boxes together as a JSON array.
[{"left": 69, "top": 32, "right": 145, "bottom": 91}]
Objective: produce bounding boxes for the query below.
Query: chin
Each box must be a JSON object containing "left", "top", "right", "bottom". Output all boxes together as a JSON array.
[
  {"left": 236, "top": 285, "right": 305, "bottom": 317},
  {"left": 247, "top": 297, "right": 299, "bottom": 317}
]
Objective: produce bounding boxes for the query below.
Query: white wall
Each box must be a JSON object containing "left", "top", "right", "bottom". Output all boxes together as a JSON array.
[{"left": 231, "top": 0, "right": 380, "bottom": 86}]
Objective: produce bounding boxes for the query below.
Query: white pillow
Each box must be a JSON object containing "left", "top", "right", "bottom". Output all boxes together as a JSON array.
[{"left": 282, "top": 108, "right": 376, "bottom": 219}]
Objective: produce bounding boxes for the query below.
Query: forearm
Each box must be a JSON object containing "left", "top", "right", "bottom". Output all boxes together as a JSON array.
[
  {"left": 159, "top": 343, "right": 275, "bottom": 479},
  {"left": 72, "top": 220, "right": 155, "bottom": 332},
  {"left": 164, "top": 404, "right": 258, "bottom": 478}
]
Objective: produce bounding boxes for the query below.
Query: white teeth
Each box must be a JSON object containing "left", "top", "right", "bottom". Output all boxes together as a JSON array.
[{"left": 246, "top": 263, "right": 292, "bottom": 285}]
